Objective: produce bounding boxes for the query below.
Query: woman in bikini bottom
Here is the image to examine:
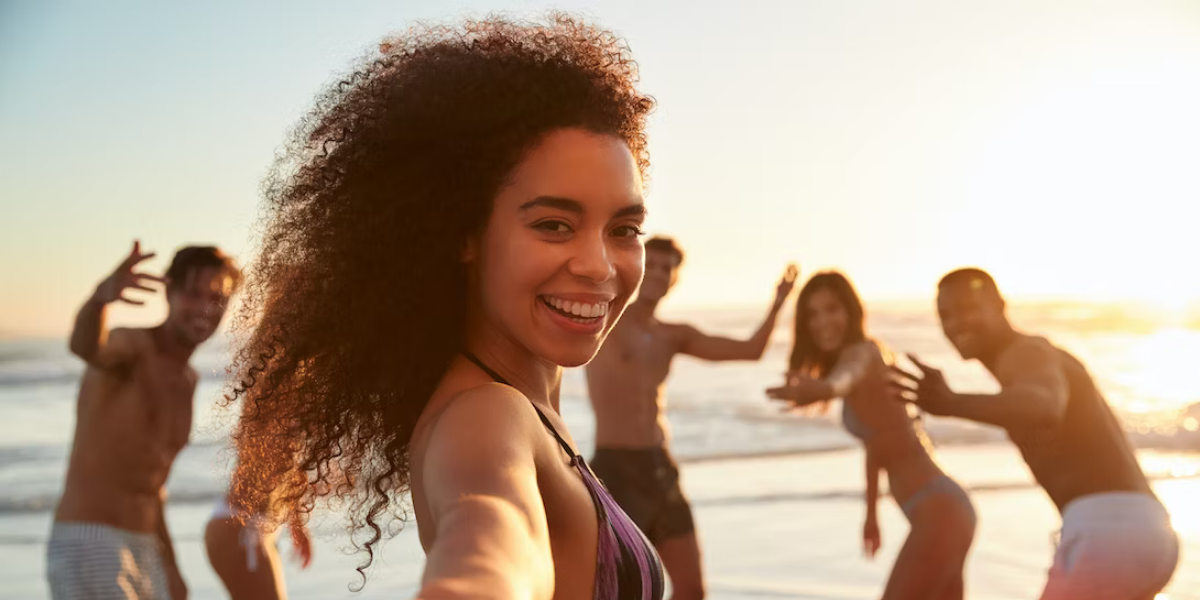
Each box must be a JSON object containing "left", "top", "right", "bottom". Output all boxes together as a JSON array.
[
  {"left": 204, "top": 489, "right": 312, "bottom": 600},
  {"left": 767, "top": 271, "right": 976, "bottom": 600}
]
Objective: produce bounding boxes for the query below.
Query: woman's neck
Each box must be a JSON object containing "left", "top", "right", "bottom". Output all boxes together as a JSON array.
[{"left": 464, "top": 325, "right": 561, "bottom": 410}]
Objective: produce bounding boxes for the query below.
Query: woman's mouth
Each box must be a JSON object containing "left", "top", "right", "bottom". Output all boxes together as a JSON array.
[
  {"left": 540, "top": 296, "right": 609, "bottom": 321},
  {"left": 539, "top": 295, "right": 610, "bottom": 335}
]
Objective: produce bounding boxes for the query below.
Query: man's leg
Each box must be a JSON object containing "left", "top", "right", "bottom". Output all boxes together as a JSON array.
[
  {"left": 655, "top": 532, "right": 704, "bottom": 600},
  {"left": 46, "top": 524, "right": 83, "bottom": 600},
  {"left": 654, "top": 452, "right": 704, "bottom": 600},
  {"left": 1039, "top": 495, "right": 1179, "bottom": 600}
]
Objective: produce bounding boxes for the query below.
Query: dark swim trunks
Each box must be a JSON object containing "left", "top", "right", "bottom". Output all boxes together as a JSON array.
[{"left": 590, "top": 447, "right": 696, "bottom": 545}]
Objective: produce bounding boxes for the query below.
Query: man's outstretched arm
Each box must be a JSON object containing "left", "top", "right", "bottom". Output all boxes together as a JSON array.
[
  {"left": 891, "top": 339, "right": 1069, "bottom": 429},
  {"left": 678, "top": 264, "right": 797, "bottom": 362}
]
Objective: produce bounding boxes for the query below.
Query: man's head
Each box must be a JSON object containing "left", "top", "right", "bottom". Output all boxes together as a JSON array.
[
  {"left": 164, "top": 246, "right": 242, "bottom": 347},
  {"left": 639, "top": 236, "right": 683, "bottom": 304},
  {"left": 936, "top": 267, "right": 1009, "bottom": 360}
]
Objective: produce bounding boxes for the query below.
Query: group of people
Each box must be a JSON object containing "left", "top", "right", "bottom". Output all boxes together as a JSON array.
[
  {"left": 45, "top": 13, "right": 1180, "bottom": 600},
  {"left": 584, "top": 239, "right": 1179, "bottom": 600}
]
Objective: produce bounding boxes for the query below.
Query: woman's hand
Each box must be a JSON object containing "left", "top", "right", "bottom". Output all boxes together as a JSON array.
[
  {"left": 862, "top": 517, "right": 881, "bottom": 559},
  {"left": 766, "top": 373, "right": 833, "bottom": 408}
]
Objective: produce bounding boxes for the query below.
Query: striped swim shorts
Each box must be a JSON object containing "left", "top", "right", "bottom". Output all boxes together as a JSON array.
[{"left": 46, "top": 522, "right": 171, "bottom": 600}]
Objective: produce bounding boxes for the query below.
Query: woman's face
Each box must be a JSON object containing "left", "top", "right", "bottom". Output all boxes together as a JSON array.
[
  {"left": 472, "top": 128, "right": 646, "bottom": 367},
  {"left": 806, "top": 287, "right": 849, "bottom": 353}
]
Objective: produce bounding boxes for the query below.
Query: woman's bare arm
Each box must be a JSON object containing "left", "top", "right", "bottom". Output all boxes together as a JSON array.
[{"left": 416, "top": 385, "right": 555, "bottom": 600}]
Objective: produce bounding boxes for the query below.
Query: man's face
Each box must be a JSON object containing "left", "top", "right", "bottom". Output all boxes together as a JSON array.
[
  {"left": 937, "top": 282, "right": 1004, "bottom": 360},
  {"left": 638, "top": 249, "right": 680, "bottom": 303},
  {"left": 166, "top": 267, "right": 233, "bottom": 347}
]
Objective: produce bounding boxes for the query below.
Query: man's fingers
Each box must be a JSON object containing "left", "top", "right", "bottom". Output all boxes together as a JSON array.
[
  {"left": 783, "top": 263, "right": 799, "bottom": 283},
  {"left": 117, "top": 295, "right": 146, "bottom": 306},
  {"left": 120, "top": 241, "right": 155, "bottom": 271},
  {"left": 888, "top": 377, "right": 918, "bottom": 394},
  {"left": 889, "top": 363, "right": 921, "bottom": 383},
  {"left": 906, "top": 353, "right": 939, "bottom": 375},
  {"left": 123, "top": 240, "right": 144, "bottom": 262},
  {"left": 887, "top": 382, "right": 918, "bottom": 404},
  {"left": 134, "top": 272, "right": 167, "bottom": 284},
  {"left": 131, "top": 251, "right": 157, "bottom": 265}
]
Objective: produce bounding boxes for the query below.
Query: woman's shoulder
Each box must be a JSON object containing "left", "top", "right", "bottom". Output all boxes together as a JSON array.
[
  {"left": 846, "top": 338, "right": 889, "bottom": 364},
  {"left": 415, "top": 381, "right": 541, "bottom": 456}
]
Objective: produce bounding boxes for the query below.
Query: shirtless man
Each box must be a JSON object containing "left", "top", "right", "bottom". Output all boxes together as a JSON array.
[
  {"left": 586, "top": 236, "right": 796, "bottom": 600},
  {"left": 891, "top": 268, "right": 1179, "bottom": 600},
  {"left": 49, "top": 241, "right": 240, "bottom": 600}
]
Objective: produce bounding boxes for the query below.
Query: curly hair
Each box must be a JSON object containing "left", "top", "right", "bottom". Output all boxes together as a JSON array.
[{"left": 223, "top": 13, "right": 654, "bottom": 583}]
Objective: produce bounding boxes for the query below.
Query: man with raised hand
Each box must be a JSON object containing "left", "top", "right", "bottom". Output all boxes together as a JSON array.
[{"left": 49, "top": 241, "right": 241, "bottom": 600}]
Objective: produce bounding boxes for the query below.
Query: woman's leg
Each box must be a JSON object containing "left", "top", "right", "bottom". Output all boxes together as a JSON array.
[{"left": 880, "top": 492, "right": 974, "bottom": 600}]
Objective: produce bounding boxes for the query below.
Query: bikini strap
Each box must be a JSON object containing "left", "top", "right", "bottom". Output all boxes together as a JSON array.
[
  {"left": 463, "top": 352, "right": 511, "bottom": 385},
  {"left": 462, "top": 352, "right": 581, "bottom": 463}
]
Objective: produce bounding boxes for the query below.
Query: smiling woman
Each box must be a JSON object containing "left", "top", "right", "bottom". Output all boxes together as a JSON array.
[{"left": 223, "top": 13, "right": 663, "bottom": 600}]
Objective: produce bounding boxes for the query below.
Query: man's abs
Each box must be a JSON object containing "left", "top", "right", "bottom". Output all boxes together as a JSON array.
[
  {"left": 55, "top": 467, "right": 164, "bottom": 532},
  {"left": 56, "top": 373, "right": 189, "bottom": 532},
  {"left": 56, "top": 426, "right": 176, "bottom": 532},
  {"left": 587, "top": 364, "right": 671, "bottom": 447}
]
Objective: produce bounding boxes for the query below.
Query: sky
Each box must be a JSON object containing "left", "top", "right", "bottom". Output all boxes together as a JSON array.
[{"left": 2, "top": 0, "right": 1199, "bottom": 336}]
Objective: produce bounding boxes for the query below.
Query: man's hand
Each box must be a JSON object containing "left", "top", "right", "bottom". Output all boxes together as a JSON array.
[
  {"left": 92, "top": 240, "right": 164, "bottom": 306},
  {"left": 766, "top": 373, "right": 832, "bottom": 408},
  {"left": 862, "top": 517, "right": 881, "bottom": 559},
  {"left": 774, "top": 264, "right": 799, "bottom": 308},
  {"left": 889, "top": 354, "right": 957, "bottom": 416}
]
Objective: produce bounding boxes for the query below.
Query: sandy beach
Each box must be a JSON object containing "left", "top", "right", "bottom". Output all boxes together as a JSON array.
[{"left": 2, "top": 444, "right": 1195, "bottom": 600}]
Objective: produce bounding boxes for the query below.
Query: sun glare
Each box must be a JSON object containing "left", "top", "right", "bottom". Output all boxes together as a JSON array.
[
  {"left": 1157, "top": 481, "right": 1200, "bottom": 537},
  {"left": 1107, "top": 328, "right": 1200, "bottom": 417}
]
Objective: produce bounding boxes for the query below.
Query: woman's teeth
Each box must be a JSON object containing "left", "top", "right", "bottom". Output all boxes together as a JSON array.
[{"left": 543, "top": 296, "right": 608, "bottom": 319}]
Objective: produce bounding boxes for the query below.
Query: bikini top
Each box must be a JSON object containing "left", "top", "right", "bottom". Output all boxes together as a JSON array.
[
  {"left": 464, "top": 353, "right": 666, "bottom": 600},
  {"left": 842, "top": 401, "right": 874, "bottom": 442}
]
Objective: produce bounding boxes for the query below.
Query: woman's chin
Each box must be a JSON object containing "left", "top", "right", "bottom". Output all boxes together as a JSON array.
[
  {"left": 553, "top": 348, "right": 600, "bottom": 368},
  {"left": 534, "top": 340, "right": 601, "bottom": 369}
]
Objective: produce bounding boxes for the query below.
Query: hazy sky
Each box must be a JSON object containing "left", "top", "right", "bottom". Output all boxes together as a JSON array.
[{"left": 3, "top": 0, "right": 1199, "bottom": 336}]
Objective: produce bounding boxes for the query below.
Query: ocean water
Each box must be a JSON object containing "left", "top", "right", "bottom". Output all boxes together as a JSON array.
[
  {"left": 2, "top": 301, "right": 1200, "bottom": 599},
  {"left": 1, "top": 301, "right": 1198, "bottom": 516}
]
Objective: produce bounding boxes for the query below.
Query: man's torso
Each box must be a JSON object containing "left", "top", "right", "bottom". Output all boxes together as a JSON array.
[
  {"left": 56, "top": 346, "right": 196, "bottom": 532},
  {"left": 996, "top": 334, "right": 1152, "bottom": 511},
  {"left": 586, "top": 317, "right": 685, "bottom": 448}
]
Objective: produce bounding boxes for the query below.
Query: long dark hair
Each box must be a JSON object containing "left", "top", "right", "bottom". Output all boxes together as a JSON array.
[
  {"left": 223, "top": 13, "right": 654, "bottom": 581},
  {"left": 788, "top": 271, "right": 867, "bottom": 378}
]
